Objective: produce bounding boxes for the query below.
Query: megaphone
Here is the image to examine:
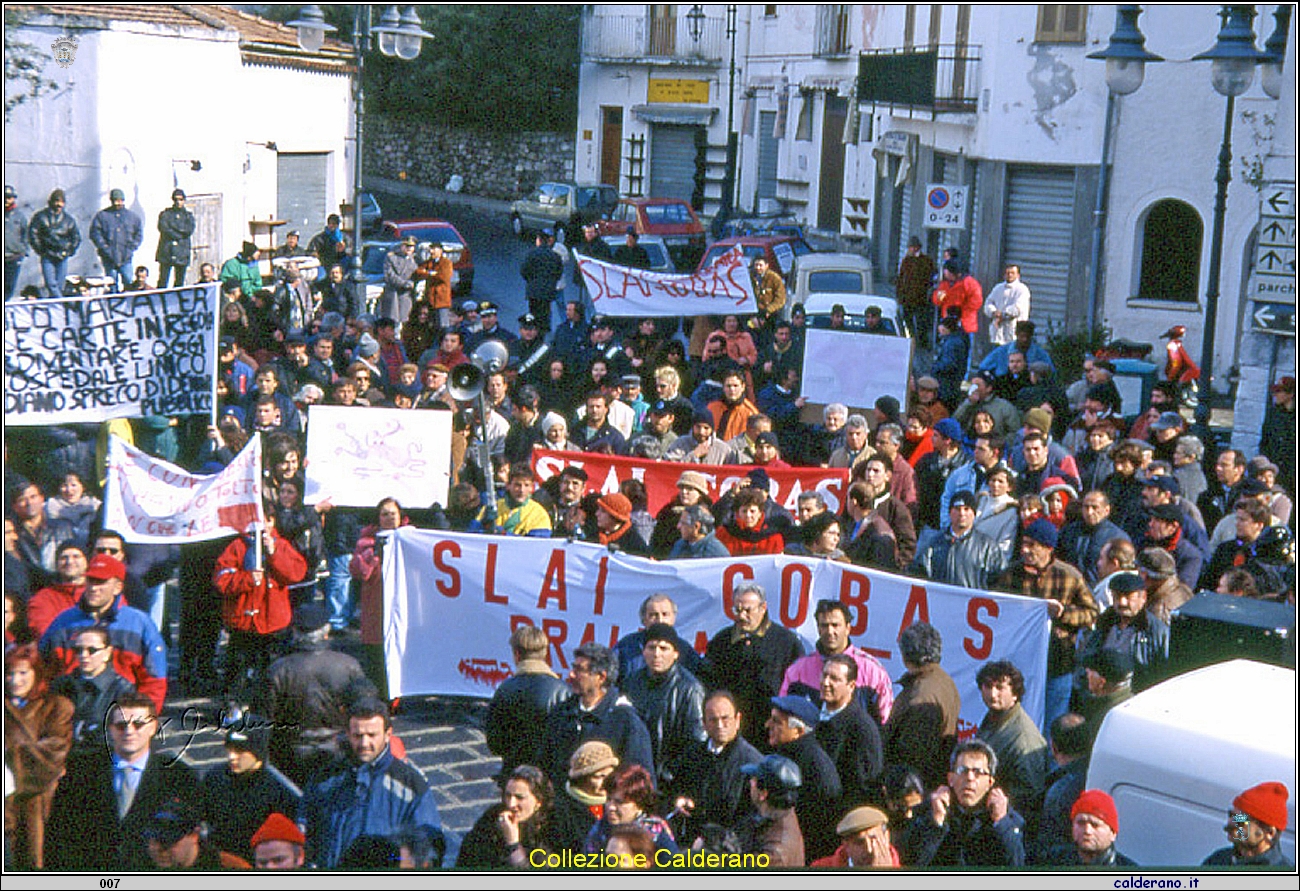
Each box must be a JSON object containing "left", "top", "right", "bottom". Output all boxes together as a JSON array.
[
  {"left": 470, "top": 339, "right": 509, "bottom": 374},
  {"left": 448, "top": 362, "right": 484, "bottom": 402}
]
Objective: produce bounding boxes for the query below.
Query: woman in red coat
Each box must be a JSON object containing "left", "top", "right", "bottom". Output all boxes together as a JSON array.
[
  {"left": 213, "top": 514, "right": 308, "bottom": 700},
  {"left": 715, "top": 487, "right": 785, "bottom": 556}
]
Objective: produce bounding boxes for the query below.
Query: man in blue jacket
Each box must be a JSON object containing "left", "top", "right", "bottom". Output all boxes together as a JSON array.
[
  {"left": 299, "top": 697, "right": 441, "bottom": 869},
  {"left": 90, "top": 188, "right": 143, "bottom": 291}
]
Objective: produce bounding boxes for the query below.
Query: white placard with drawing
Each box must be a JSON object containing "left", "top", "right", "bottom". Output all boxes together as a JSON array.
[{"left": 304, "top": 406, "right": 452, "bottom": 508}]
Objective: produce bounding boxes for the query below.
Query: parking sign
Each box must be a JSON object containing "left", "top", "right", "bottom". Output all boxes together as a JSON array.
[{"left": 923, "top": 184, "right": 968, "bottom": 229}]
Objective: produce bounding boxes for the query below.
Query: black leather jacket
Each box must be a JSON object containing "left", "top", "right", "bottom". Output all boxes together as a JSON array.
[
  {"left": 28, "top": 206, "right": 80, "bottom": 260},
  {"left": 484, "top": 663, "right": 568, "bottom": 774},
  {"left": 623, "top": 661, "right": 707, "bottom": 791},
  {"left": 1076, "top": 607, "right": 1170, "bottom": 693}
]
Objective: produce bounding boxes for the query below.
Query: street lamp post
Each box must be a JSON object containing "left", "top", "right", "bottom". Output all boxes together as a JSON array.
[
  {"left": 1085, "top": 6, "right": 1162, "bottom": 335},
  {"left": 288, "top": 5, "right": 430, "bottom": 282},
  {"left": 1190, "top": 5, "right": 1270, "bottom": 442},
  {"left": 719, "top": 5, "right": 739, "bottom": 229}
]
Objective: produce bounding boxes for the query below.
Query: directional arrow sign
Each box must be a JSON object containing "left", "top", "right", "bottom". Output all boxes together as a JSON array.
[
  {"left": 1263, "top": 186, "right": 1294, "bottom": 216},
  {"left": 1260, "top": 218, "right": 1297, "bottom": 248},
  {"left": 1252, "top": 301, "right": 1296, "bottom": 337},
  {"left": 1256, "top": 245, "right": 1296, "bottom": 275}
]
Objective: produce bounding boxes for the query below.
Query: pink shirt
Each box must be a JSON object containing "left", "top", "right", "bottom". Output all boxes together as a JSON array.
[{"left": 779, "top": 644, "right": 894, "bottom": 724}]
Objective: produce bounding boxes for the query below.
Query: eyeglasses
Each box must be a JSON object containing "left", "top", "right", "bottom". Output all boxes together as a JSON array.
[
  {"left": 109, "top": 717, "right": 154, "bottom": 730},
  {"left": 953, "top": 765, "right": 992, "bottom": 778},
  {"left": 72, "top": 645, "right": 108, "bottom": 655},
  {"left": 95, "top": 546, "right": 123, "bottom": 555}
]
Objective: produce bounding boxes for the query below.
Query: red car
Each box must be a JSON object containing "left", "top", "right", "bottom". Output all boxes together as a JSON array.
[
  {"left": 379, "top": 219, "right": 475, "bottom": 295},
  {"left": 695, "top": 234, "right": 814, "bottom": 281},
  {"left": 596, "top": 198, "right": 706, "bottom": 269}
]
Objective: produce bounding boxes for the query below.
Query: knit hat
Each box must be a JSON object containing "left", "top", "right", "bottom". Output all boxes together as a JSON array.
[
  {"left": 109, "top": 188, "right": 125, "bottom": 201},
  {"left": 933, "top": 417, "right": 964, "bottom": 443},
  {"left": 225, "top": 724, "right": 270, "bottom": 762},
  {"left": 1071, "top": 789, "right": 1120, "bottom": 835},
  {"left": 569, "top": 741, "right": 618, "bottom": 779},
  {"left": 1023, "top": 518, "right": 1059, "bottom": 549},
  {"left": 691, "top": 409, "right": 715, "bottom": 428},
  {"left": 1234, "top": 781, "right": 1290, "bottom": 831},
  {"left": 1024, "top": 408, "right": 1052, "bottom": 436},
  {"left": 596, "top": 492, "right": 632, "bottom": 523},
  {"left": 676, "top": 470, "right": 710, "bottom": 497},
  {"left": 642, "top": 622, "right": 679, "bottom": 651},
  {"left": 746, "top": 467, "right": 772, "bottom": 492},
  {"left": 251, "top": 812, "right": 305, "bottom": 848}
]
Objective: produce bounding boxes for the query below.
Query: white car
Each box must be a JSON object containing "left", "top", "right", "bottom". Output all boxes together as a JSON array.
[{"left": 794, "top": 253, "right": 909, "bottom": 337}]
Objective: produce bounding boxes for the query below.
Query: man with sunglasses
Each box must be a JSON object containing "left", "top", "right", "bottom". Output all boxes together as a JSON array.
[
  {"left": 900, "top": 739, "right": 1026, "bottom": 867},
  {"left": 39, "top": 552, "right": 168, "bottom": 710},
  {"left": 46, "top": 693, "right": 197, "bottom": 871}
]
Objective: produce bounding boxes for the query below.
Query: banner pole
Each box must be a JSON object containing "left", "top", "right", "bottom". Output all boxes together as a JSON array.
[{"left": 208, "top": 282, "right": 220, "bottom": 428}]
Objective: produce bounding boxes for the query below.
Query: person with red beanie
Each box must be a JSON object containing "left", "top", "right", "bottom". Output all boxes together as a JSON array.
[
  {"left": 1041, "top": 789, "right": 1134, "bottom": 866},
  {"left": 1203, "top": 781, "right": 1293, "bottom": 868},
  {"left": 250, "top": 812, "right": 306, "bottom": 869}
]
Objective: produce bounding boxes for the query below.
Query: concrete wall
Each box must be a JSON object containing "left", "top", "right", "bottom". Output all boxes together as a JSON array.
[
  {"left": 365, "top": 116, "right": 574, "bottom": 202},
  {"left": 4, "top": 18, "right": 350, "bottom": 291}
]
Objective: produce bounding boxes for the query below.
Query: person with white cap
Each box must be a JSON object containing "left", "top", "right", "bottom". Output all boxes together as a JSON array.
[{"left": 90, "top": 187, "right": 142, "bottom": 291}]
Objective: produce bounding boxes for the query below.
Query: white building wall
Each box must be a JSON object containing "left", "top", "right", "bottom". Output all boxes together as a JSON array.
[
  {"left": 4, "top": 17, "right": 351, "bottom": 292},
  {"left": 1102, "top": 4, "right": 1285, "bottom": 385}
]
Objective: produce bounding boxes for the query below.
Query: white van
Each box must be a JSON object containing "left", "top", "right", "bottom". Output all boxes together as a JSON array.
[{"left": 1086, "top": 659, "right": 1296, "bottom": 866}]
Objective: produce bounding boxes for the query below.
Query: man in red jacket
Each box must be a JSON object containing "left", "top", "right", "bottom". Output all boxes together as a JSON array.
[{"left": 213, "top": 514, "right": 307, "bottom": 701}]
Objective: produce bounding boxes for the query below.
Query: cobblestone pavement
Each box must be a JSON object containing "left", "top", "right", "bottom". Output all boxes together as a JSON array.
[{"left": 155, "top": 632, "right": 503, "bottom": 864}]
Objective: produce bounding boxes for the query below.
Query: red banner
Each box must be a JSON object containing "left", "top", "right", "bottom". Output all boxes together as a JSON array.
[{"left": 530, "top": 448, "right": 851, "bottom": 515}]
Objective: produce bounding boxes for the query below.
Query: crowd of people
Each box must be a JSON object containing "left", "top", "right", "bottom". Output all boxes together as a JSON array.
[{"left": 3, "top": 197, "right": 1296, "bottom": 871}]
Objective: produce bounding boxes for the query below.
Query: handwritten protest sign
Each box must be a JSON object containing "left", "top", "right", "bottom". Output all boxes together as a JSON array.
[
  {"left": 531, "top": 448, "right": 850, "bottom": 515},
  {"left": 103, "top": 434, "right": 263, "bottom": 543},
  {"left": 801, "top": 328, "right": 912, "bottom": 411},
  {"left": 577, "top": 247, "right": 757, "bottom": 317},
  {"left": 303, "top": 405, "right": 452, "bottom": 508},
  {"left": 383, "top": 529, "right": 1052, "bottom": 730},
  {"left": 3, "top": 285, "right": 218, "bottom": 425}
]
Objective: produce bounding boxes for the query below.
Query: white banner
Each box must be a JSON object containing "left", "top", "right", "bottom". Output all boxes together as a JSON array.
[
  {"left": 4, "top": 284, "right": 218, "bottom": 425},
  {"left": 303, "top": 405, "right": 452, "bottom": 508},
  {"left": 103, "top": 434, "right": 264, "bottom": 543},
  {"left": 383, "top": 529, "right": 1052, "bottom": 732},
  {"left": 577, "top": 247, "right": 758, "bottom": 317},
  {"left": 801, "top": 328, "right": 912, "bottom": 411}
]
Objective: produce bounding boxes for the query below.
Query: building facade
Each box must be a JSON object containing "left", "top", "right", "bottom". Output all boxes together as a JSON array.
[
  {"left": 4, "top": 5, "right": 353, "bottom": 290},
  {"left": 575, "top": 4, "right": 1294, "bottom": 395}
]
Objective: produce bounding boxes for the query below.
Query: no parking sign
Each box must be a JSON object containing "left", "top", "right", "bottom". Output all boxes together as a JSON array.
[{"left": 923, "top": 183, "right": 968, "bottom": 229}]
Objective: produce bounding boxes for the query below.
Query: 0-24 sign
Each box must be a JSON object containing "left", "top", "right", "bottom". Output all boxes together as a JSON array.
[{"left": 923, "top": 184, "right": 968, "bottom": 230}]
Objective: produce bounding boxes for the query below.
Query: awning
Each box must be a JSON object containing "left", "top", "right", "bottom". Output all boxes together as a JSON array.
[{"left": 631, "top": 104, "right": 718, "bottom": 126}]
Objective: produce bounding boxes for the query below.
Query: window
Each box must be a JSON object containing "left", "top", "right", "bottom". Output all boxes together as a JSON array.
[
  {"left": 1036, "top": 5, "right": 1087, "bottom": 43},
  {"left": 795, "top": 90, "right": 814, "bottom": 141},
  {"left": 815, "top": 5, "right": 851, "bottom": 56},
  {"left": 1137, "top": 200, "right": 1202, "bottom": 304},
  {"left": 649, "top": 4, "right": 676, "bottom": 56}
]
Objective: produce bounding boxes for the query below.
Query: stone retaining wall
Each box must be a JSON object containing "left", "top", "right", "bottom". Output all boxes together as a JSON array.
[{"left": 365, "top": 116, "right": 574, "bottom": 201}]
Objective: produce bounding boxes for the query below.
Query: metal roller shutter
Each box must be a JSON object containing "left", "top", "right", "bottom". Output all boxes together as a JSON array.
[
  {"left": 1003, "top": 166, "right": 1074, "bottom": 331},
  {"left": 757, "top": 111, "right": 779, "bottom": 204},
  {"left": 277, "top": 153, "right": 329, "bottom": 242},
  {"left": 898, "top": 176, "right": 912, "bottom": 262},
  {"left": 649, "top": 124, "right": 699, "bottom": 202}
]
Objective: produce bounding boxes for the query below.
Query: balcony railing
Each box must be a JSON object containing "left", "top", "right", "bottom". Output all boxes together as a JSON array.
[
  {"left": 857, "top": 44, "right": 982, "bottom": 113},
  {"left": 583, "top": 13, "right": 725, "bottom": 65}
]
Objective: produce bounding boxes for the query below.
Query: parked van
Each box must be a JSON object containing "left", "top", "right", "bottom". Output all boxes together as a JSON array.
[{"left": 1086, "top": 659, "right": 1296, "bottom": 866}]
